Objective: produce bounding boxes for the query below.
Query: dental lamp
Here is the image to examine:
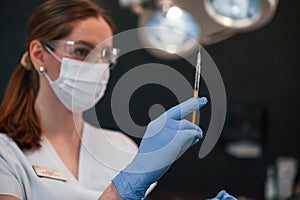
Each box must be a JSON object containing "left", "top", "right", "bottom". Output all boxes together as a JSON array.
[{"left": 119, "top": 0, "right": 278, "bottom": 59}]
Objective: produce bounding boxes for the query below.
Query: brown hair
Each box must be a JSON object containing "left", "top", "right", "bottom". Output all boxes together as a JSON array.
[{"left": 0, "top": 0, "right": 114, "bottom": 150}]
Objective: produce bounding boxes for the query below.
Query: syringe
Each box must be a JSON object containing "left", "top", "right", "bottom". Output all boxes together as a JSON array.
[{"left": 192, "top": 48, "right": 202, "bottom": 124}]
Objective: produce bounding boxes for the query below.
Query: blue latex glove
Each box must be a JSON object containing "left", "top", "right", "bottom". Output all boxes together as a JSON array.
[
  {"left": 209, "top": 190, "right": 237, "bottom": 200},
  {"left": 112, "top": 97, "right": 208, "bottom": 200}
]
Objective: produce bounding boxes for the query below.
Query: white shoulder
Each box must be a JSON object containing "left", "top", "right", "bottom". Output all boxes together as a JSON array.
[
  {"left": 0, "top": 133, "right": 26, "bottom": 199},
  {"left": 0, "top": 133, "right": 22, "bottom": 156},
  {"left": 0, "top": 132, "right": 14, "bottom": 145},
  {"left": 0, "top": 133, "right": 29, "bottom": 171}
]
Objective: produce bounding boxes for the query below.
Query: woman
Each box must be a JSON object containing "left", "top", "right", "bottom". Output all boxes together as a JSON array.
[{"left": 0, "top": 0, "right": 233, "bottom": 200}]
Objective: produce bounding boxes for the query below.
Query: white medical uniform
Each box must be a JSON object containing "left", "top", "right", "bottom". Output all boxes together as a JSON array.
[{"left": 0, "top": 122, "right": 138, "bottom": 200}]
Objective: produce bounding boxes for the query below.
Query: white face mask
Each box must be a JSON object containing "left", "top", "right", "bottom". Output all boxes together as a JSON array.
[{"left": 43, "top": 57, "right": 110, "bottom": 113}]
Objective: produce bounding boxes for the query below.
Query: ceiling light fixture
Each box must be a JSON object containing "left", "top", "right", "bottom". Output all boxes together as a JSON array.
[
  {"left": 119, "top": 0, "right": 278, "bottom": 59},
  {"left": 204, "top": 0, "right": 263, "bottom": 28}
]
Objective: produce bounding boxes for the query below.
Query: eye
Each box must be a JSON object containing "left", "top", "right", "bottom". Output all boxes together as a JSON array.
[
  {"left": 73, "top": 47, "right": 90, "bottom": 57},
  {"left": 68, "top": 43, "right": 93, "bottom": 61}
]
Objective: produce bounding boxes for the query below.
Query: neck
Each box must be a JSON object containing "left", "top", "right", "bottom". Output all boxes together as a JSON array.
[
  {"left": 35, "top": 76, "right": 85, "bottom": 179},
  {"left": 35, "top": 78, "right": 84, "bottom": 143}
]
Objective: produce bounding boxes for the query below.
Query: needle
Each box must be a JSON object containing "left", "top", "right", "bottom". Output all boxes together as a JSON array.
[{"left": 192, "top": 47, "right": 202, "bottom": 124}]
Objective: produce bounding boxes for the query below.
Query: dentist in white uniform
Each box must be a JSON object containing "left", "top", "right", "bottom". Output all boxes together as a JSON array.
[{"left": 0, "top": 1, "right": 235, "bottom": 200}]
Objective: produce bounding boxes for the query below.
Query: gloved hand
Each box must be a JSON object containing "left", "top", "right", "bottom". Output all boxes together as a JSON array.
[
  {"left": 112, "top": 97, "right": 208, "bottom": 200},
  {"left": 208, "top": 190, "right": 237, "bottom": 200}
]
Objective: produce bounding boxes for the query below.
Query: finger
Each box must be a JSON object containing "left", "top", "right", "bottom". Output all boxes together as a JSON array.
[
  {"left": 167, "top": 97, "right": 207, "bottom": 120},
  {"left": 223, "top": 192, "right": 237, "bottom": 200},
  {"left": 179, "top": 119, "right": 202, "bottom": 131},
  {"left": 166, "top": 119, "right": 201, "bottom": 131},
  {"left": 216, "top": 190, "right": 227, "bottom": 199},
  {"left": 190, "top": 129, "right": 203, "bottom": 146},
  {"left": 175, "top": 129, "right": 203, "bottom": 150}
]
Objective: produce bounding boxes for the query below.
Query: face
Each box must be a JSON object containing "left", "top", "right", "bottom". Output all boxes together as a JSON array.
[{"left": 43, "top": 16, "right": 113, "bottom": 80}]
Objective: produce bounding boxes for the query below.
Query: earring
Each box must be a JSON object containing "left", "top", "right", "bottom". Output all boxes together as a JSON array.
[{"left": 39, "top": 66, "right": 45, "bottom": 74}]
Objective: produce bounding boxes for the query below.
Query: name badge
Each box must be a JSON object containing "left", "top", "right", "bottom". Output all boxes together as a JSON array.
[{"left": 33, "top": 165, "right": 67, "bottom": 182}]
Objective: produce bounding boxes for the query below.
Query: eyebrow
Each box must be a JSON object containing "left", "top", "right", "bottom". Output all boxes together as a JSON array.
[
  {"left": 74, "top": 40, "right": 96, "bottom": 49},
  {"left": 75, "top": 40, "right": 113, "bottom": 49}
]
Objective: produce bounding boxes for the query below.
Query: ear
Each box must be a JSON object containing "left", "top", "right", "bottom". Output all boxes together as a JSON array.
[{"left": 29, "top": 40, "right": 46, "bottom": 71}]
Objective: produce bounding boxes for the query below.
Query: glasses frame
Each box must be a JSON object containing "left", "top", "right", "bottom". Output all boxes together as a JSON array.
[{"left": 43, "top": 40, "right": 120, "bottom": 66}]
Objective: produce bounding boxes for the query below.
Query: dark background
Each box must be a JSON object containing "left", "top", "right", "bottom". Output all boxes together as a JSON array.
[{"left": 1, "top": 0, "right": 300, "bottom": 199}]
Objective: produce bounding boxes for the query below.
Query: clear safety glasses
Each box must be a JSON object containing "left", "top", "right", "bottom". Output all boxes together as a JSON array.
[{"left": 43, "top": 40, "right": 120, "bottom": 65}]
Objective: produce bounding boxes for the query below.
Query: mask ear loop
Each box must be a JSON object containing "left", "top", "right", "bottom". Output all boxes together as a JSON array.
[
  {"left": 42, "top": 44, "right": 62, "bottom": 83},
  {"left": 38, "top": 65, "right": 53, "bottom": 84}
]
